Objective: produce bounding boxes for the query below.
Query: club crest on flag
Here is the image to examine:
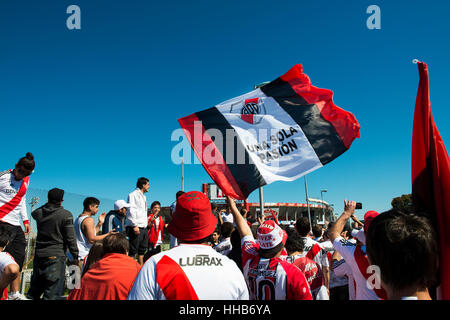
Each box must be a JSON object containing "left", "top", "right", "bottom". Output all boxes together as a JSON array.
[{"left": 231, "top": 98, "right": 266, "bottom": 125}]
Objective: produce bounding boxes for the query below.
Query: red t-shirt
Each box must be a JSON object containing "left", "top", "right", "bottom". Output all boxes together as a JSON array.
[
  {"left": 292, "top": 256, "right": 324, "bottom": 292},
  {"left": 67, "top": 253, "right": 141, "bottom": 300}
]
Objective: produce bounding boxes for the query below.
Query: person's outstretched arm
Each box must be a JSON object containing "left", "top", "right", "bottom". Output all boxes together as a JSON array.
[
  {"left": 351, "top": 214, "right": 364, "bottom": 228},
  {"left": 218, "top": 210, "right": 224, "bottom": 226},
  {"left": 82, "top": 217, "right": 116, "bottom": 244},
  {"left": 328, "top": 200, "right": 356, "bottom": 242},
  {"left": 226, "top": 196, "right": 252, "bottom": 238}
]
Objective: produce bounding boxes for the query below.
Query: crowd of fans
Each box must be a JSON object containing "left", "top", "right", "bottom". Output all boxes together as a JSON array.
[{"left": 0, "top": 153, "right": 440, "bottom": 300}]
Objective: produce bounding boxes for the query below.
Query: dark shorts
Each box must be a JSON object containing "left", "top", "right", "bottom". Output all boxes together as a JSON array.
[
  {"left": 126, "top": 227, "right": 148, "bottom": 256},
  {"left": 0, "top": 221, "right": 26, "bottom": 270},
  {"left": 330, "top": 284, "right": 349, "bottom": 301}
]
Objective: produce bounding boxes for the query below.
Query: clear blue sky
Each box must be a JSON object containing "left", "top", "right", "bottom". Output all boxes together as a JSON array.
[{"left": 1, "top": 0, "right": 449, "bottom": 226}]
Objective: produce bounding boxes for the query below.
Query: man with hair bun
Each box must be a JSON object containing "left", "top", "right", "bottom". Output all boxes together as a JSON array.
[{"left": 0, "top": 152, "right": 35, "bottom": 300}]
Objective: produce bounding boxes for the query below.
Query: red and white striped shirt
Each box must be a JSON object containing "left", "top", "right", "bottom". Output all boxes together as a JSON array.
[
  {"left": 241, "top": 235, "right": 312, "bottom": 300},
  {"left": 127, "top": 243, "right": 249, "bottom": 300},
  {"left": 301, "top": 237, "right": 329, "bottom": 268},
  {"left": 332, "top": 236, "right": 387, "bottom": 300},
  {"left": 0, "top": 170, "right": 29, "bottom": 226}
]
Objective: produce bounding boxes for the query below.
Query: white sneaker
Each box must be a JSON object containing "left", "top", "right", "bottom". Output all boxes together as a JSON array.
[{"left": 7, "top": 292, "right": 30, "bottom": 300}]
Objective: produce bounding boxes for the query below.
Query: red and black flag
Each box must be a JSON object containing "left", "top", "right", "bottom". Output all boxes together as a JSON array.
[
  {"left": 178, "top": 64, "right": 360, "bottom": 200},
  {"left": 411, "top": 61, "right": 450, "bottom": 299}
]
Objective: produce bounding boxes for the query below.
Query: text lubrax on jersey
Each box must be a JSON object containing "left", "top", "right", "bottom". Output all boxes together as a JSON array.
[{"left": 178, "top": 254, "right": 223, "bottom": 267}]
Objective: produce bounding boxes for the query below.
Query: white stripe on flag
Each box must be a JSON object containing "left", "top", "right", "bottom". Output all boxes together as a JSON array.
[{"left": 215, "top": 88, "right": 323, "bottom": 185}]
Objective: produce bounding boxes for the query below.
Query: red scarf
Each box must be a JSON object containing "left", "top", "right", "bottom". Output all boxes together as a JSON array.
[{"left": 148, "top": 214, "right": 165, "bottom": 248}]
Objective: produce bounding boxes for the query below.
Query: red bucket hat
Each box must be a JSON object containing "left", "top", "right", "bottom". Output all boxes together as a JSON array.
[
  {"left": 167, "top": 191, "right": 217, "bottom": 242},
  {"left": 363, "top": 210, "right": 380, "bottom": 234}
]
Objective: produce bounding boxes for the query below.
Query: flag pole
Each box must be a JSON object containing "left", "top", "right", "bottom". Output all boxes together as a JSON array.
[
  {"left": 254, "top": 82, "right": 270, "bottom": 222},
  {"left": 304, "top": 175, "right": 312, "bottom": 230},
  {"left": 181, "top": 157, "right": 184, "bottom": 192}
]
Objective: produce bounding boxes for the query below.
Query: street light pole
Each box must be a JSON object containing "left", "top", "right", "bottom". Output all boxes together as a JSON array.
[
  {"left": 320, "top": 189, "right": 327, "bottom": 223},
  {"left": 259, "top": 187, "right": 264, "bottom": 221},
  {"left": 304, "top": 176, "right": 312, "bottom": 230}
]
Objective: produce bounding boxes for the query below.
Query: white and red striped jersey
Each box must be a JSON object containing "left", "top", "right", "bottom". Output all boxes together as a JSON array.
[
  {"left": 127, "top": 243, "right": 249, "bottom": 300},
  {"left": 332, "top": 236, "right": 387, "bottom": 300},
  {"left": 0, "top": 251, "right": 17, "bottom": 274},
  {"left": 302, "top": 237, "right": 329, "bottom": 268},
  {"left": 0, "top": 170, "right": 29, "bottom": 226},
  {"left": 241, "top": 235, "right": 312, "bottom": 300},
  {"left": 214, "top": 237, "right": 232, "bottom": 256},
  {"left": 288, "top": 255, "right": 328, "bottom": 300},
  {"left": 333, "top": 258, "right": 356, "bottom": 300}
]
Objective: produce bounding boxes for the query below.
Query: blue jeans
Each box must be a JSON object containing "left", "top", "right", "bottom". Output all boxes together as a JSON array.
[{"left": 27, "top": 256, "right": 67, "bottom": 300}]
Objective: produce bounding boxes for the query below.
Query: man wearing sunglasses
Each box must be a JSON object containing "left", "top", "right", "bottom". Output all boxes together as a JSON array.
[{"left": 0, "top": 152, "right": 35, "bottom": 300}]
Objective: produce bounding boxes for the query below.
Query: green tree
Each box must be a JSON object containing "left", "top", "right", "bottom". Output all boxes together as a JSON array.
[{"left": 391, "top": 194, "right": 414, "bottom": 213}]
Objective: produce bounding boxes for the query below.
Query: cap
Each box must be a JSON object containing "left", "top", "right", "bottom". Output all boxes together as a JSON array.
[
  {"left": 257, "top": 220, "right": 287, "bottom": 250},
  {"left": 364, "top": 210, "right": 380, "bottom": 234},
  {"left": 114, "top": 200, "right": 131, "bottom": 211},
  {"left": 48, "top": 188, "right": 64, "bottom": 204},
  {"left": 167, "top": 191, "right": 217, "bottom": 241}
]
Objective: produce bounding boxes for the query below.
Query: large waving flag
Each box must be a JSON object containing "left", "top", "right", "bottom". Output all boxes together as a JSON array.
[
  {"left": 178, "top": 64, "right": 360, "bottom": 199},
  {"left": 411, "top": 61, "right": 450, "bottom": 299}
]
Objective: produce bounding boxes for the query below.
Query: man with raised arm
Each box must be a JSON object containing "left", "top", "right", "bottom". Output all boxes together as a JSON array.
[
  {"left": 227, "top": 195, "right": 312, "bottom": 300},
  {"left": 328, "top": 200, "right": 387, "bottom": 300}
]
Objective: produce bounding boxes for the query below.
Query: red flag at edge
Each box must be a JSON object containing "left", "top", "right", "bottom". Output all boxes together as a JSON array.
[{"left": 411, "top": 61, "right": 450, "bottom": 300}]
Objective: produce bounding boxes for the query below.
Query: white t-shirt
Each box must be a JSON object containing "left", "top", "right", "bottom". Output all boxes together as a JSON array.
[
  {"left": 320, "top": 240, "right": 348, "bottom": 289},
  {"left": 152, "top": 216, "right": 163, "bottom": 247},
  {"left": 125, "top": 189, "right": 148, "bottom": 228},
  {"left": 74, "top": 215, "right": 93, "bottom": 260},
  {"left": 127, "top": 244, "right": 249, "bottom": 300},
  {"left": 169, "top": 201, "right": 178, "bottom": 248},
  {"left": 332, "top": 236, "right": 385, "bottom": 300},
  {"left": 214, "top": 238, "right": 232, "bottom": 256},
  {"left": 333, "top": 258, "right": 355, "bottom": 299},
  {"left": 0, "top": 252, "right": 17, "bottom": 276},
  {"left": 220, "top": 211, "right": 234, "bottom": 224}
]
